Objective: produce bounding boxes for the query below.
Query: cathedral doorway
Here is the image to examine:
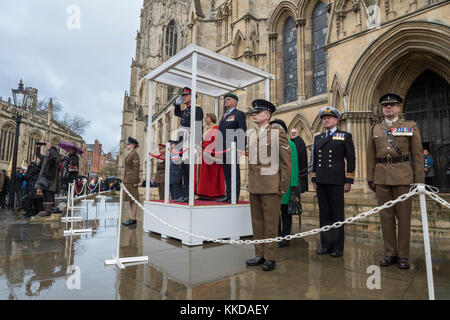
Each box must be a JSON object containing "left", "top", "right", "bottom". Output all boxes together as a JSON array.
[{"left": 404, "top": 70, "right": 450, "bottom": 192}]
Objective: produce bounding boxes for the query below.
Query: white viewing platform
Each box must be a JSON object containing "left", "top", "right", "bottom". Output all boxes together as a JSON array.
[
  {"left": 142, "top": 45, "right": 274, "bottom": 246},
  {"left": 144, "top": 200, "right": 251, "bottom": 246}
]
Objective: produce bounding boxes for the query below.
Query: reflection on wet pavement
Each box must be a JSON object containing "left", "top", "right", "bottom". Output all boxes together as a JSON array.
[{"left": 1, "top": 195, "right": 449, "bottom": 300}]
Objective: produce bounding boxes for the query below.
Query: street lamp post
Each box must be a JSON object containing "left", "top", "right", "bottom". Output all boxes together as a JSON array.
[{"left": 9, "top": 79, "right": 28, "bottom": 209}]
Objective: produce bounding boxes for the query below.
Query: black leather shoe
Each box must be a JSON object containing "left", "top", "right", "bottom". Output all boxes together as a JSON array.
[
  {"left": 246, "top": 256, "right": 265, "bottom": 266},
  {"left": 278, "top": 239, "right": 290, "bottom": 248},
  {"left": 122, "top": 219, "right": 137, "bottom": 227},
  {"left": 217, "top": 197, "right": 230, "bottom": 203},
  {"left": 316, "top": 248, "right": 332, "bottom": 255},
  {"left": 398, "top": 257, "right": 410, "bottom": 270},
  {"left": 380, "top": 256, "right": 398, "bottom": 267},
  {"left": 262, "top": 260, "right": 276, "bottom": 271},
  {"left": 331, "top": 251, "right": 343, "bottom": 257}
]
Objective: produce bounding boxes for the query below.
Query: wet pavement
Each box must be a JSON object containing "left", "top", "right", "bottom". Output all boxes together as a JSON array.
[{"left": 1, "top": 195, "right": 449, "bottom": 300}]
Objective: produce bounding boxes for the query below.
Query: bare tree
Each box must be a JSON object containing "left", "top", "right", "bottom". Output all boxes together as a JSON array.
[
  {"left": 37, "top": 97, "right": 63, "bottom": 117},
  {"left": 59, "top": 113, "right": 91, "bottom": 136},
  {"left": 37, "top": 97, "right": 90, "bottom": 136},
  {"left": 110, "top": 143, "right": 120, "bottom": 159}
]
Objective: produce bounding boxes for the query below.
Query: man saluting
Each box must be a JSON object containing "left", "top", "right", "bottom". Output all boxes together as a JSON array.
[{"left": 173, "top": 87, "right": 204, "bottom": 203}]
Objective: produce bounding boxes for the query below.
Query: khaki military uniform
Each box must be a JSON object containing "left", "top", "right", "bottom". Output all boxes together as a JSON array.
[
  {"left": 367, "top": 118, "right": 424, "bottom": 259},
  {"left": 155, "top": 160, "right": 165, "bottom": 200},
  {"left": 248, "top": 124, "right": 292, "bottom": 261},
  {"left": 123, "top": 149, "right": 140, "bottom": 202}
]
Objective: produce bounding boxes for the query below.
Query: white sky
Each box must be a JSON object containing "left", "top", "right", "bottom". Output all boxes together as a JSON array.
[{"left": 0, "top": 0, "right": 143, "bottom": 153}]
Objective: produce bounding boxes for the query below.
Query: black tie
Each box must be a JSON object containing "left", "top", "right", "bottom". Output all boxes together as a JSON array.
[{"left": 326, "top": 130, "right": 330, "bottom": 138}]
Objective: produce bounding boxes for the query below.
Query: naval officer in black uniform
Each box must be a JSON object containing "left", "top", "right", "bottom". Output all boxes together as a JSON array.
[
  {"left": 173, "top": 87, "right": 204, "bottom": 202},
  {"left": 312, "top": 106, "right": 355, "bottom": 257}
]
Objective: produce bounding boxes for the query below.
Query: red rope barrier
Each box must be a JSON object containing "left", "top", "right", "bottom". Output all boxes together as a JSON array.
[
  {"left": 151, "top": 146, "right": 248, "bottom": 161},
  {"left": 169, "top": 148, "right": 189, "bottom": 155},
  {"left": 200, "top": 147, "right": 248, "bottom": 157},
  {"left": 150, "top": 153, "right": 166, "bottom": 160}
]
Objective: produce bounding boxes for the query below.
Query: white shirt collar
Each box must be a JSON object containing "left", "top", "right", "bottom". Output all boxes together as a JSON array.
[
  {"left": 226, "top": 107, "right": 236, "bottom": 115},
  {"left": 325, "top": 127, "right": 337, "bottom": 135},
  {"left": 258, "top": 123, "right": 269, "bottom": 136}
]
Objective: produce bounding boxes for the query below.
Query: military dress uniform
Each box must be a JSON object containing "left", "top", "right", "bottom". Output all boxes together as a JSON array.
[
  {"left": 312, "top": 107, "right": 355, "bottom": 256},
  {"left": 246, "top": 100, "right": 291, "bottom": 271},
  {"left": 174, "top": 87, "right": 204, "bottom": 202},
  {"left": 123, "top": 138, "right": 140, "bottom": 203},
  {"left": 155, "top": 161, "right": 165, "bottom": 200},
  {"left": 218, "top": 93, "right": 247, "bottom": 202},
  {"left": 367, "top": 94, "right": 424, "bottom": 268}
]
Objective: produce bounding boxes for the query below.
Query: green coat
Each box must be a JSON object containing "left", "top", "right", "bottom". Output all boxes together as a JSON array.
[{"left": 281, "top": 140, "right": 299, "bottom": 204}]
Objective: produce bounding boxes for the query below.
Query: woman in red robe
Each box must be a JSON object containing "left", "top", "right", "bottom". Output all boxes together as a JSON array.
[{"left": 197, "top": 113, "right": 225, "bottom": 200}]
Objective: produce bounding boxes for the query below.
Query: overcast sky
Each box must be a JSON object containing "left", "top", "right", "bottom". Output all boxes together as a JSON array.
[{"left": 0, "top": 0, "right": 143, "bottom": 153}]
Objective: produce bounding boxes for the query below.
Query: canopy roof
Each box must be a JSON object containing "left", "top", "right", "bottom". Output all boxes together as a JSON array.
[{"left": 145, "top": 44, "right": 274, "bottom": 98}]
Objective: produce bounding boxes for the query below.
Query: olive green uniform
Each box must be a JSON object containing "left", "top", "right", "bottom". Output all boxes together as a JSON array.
[
  {"left": 367, "top": 119, "right": 424, "bottom": 259},
  {"left": 248, "top": 124, "right": 292, "bottom": 261}
]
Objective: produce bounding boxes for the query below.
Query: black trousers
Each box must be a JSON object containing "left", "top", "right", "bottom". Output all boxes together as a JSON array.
[
  {"left": 43, "top": 190, "right": 55, "bottom": 203},
  {"left": 68, "top": 172, "right": 78, "bottom": 183},
  {"left": 180, "top": 164, "right": 189, "bottom": 198},
  {"left": 33, "top": 198, "right": 43, "bottom": 214},
  {"left": 222, "top": 163, "right": 240, "bottom": 200},
  {"left": 170, "top": 183, "right": 182, "bottom": 200},
  {"left": 278, "top": 204, "right": 302, "bottom": 237},
  {"left": 0, "top": 193, "right": 7, "bottom": 208},
  {"left": 316, "top": 184, "right": 345, "bottom": 252}
]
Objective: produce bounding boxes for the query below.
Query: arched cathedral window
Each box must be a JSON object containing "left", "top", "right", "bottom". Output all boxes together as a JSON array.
[
  {"left": 165, "top": 20, "right": 178, "bottom": 57},
  {"left": 0, "top": 123, "right": 16, "bottom": 161},
  {"left": 312, "top": 2, "right": 328, "bottom": 96},
  {"left": 283, "top": 17, "right": 298, "bottom": 103},
  {"left": 27, "top": 132, "right": 42, "bottom": 162}
]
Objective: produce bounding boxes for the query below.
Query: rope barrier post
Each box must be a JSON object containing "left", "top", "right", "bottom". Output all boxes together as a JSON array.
[
  {"left": 61, "top": 182, "right": 83, "bottom": 222},
  {"left": 65, "top": 182, "right": 71, "bottom": 220},
  {"left": 116, "top": 186, "right": 123, "bottom": 261},
  {"left": 96, "top": 178, "right": 106, "bottom": 199},
  {"left": 69, "top": 182, "right": 75, "bottom": 227},
  {"left": 418, "top": 184, "right": 435, "bottom": 300},
  {"left": 164, "top": 143, "right": 170, "bottom": 204},
  {"left": 105, "top": 184, "right": 148, "bottom": 269},
  {"left": 64, "top": 182, "right": 92, "bottom": 237},
  {"left": 231, "top": 141, "right": 237, "bottom": 204}
]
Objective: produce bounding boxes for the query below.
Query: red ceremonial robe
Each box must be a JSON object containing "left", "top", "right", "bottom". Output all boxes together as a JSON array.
[{"left": 197, "top": 124, "right": 225, "bottom": 199}]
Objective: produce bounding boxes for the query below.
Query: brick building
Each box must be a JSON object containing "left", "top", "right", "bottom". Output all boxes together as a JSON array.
[{"left": 81, "top": 140, "right": 118, "bottom": 177}]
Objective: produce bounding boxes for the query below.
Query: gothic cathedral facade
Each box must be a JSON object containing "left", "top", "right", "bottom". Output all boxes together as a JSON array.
[{"left": 119, "top": 0, "right": 450, "bottom": 192}]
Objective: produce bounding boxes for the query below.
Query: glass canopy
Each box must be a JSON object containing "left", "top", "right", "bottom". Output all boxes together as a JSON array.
[{"left": 145, "top": 44, "right": 274, "bottom": 98}]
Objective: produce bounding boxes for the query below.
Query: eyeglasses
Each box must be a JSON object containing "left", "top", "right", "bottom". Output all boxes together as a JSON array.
[{"left": 382, "top": 103, "right": 400, "bottom": 107}]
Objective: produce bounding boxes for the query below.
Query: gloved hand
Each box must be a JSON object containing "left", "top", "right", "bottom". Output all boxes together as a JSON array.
[
  {"left": 368, "top": 181, "right": 376, "bottom": 192},
  {"left": 175, "top": 95, "right": 183, "bottom": 105}
]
